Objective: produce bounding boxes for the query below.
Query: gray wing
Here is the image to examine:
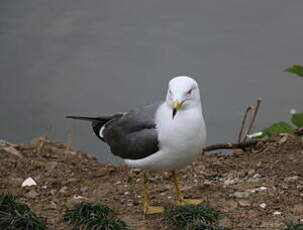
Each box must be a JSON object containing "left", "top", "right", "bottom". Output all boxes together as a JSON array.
[{"left": 102, "top": 102, "right": 162, "bottom": 160}]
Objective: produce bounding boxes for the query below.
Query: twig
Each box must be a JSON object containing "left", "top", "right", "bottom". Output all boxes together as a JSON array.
[
  {"left": 294, "top": 128, "right": 303, "bottom": 136},
  {"left": 66, "top": 125, "right": 75, "bottom": 152},
  {"left": 243, "top": 98, "right": 262, "bottom": 142},
  {"left": 203, "top": 140, "right": 261, "bottom": 152},
  {"left": 238, "top": 106, "right": 253, "bottom": 143},
  {"left": 43, "top": 123, "right": 52, "bottom": 139}
]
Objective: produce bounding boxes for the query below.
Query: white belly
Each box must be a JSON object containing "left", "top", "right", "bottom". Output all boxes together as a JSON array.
[{"left": 124, "top": 103, "right": 206, "bottom": 171}]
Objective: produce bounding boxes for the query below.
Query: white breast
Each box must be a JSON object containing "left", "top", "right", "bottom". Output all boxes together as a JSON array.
[{"left": 124, "top": 103, "right": 206, "bottom": 171}]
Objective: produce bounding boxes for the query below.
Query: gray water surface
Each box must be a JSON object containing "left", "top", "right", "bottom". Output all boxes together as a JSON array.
[{"left": 1, "top": 0, "right": 303, "bottom": 162}]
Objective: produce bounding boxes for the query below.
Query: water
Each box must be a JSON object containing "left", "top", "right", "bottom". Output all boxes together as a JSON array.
[{"left": 1, "top": 0, "right": 303, "bottom": 162}]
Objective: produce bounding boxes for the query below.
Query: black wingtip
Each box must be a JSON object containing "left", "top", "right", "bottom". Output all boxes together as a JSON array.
[{"left": 65, "top": 116, "right": 97, "bottom": 121}]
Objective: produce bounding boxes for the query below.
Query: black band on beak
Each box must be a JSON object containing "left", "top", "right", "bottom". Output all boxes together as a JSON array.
[{"left": 172, "top": 108, "right": 177, "bottom": 119}]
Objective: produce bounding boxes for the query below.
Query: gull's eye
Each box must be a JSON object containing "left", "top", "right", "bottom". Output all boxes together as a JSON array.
[
  {"left": 169, "top": 89, "right": 172, "bottom": 95},
  {"left": 187, "top": 89, "right": 193, "bottom": 95}
]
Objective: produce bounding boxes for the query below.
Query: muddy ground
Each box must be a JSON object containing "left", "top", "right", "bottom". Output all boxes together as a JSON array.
[{"left": 1, "top": 132, "right": 303, "bottom": 230}]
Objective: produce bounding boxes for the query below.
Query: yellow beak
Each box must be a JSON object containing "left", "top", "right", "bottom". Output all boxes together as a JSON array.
[
  {"left": 173, "top": 101, "right": 182, "bottom": 110},
  {"left": 172, "top": 101, "right": 182, "bottom": 119}
]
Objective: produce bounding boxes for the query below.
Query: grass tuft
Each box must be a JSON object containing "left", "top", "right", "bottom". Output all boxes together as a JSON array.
[
  {"left": 63, "top": 201, "right": 130, "bottom": 230},
  {"left": 0, "top": 193, "right": 30, "bottom": 214},
  {"left": 279, "top": 222, "right": 303, "bottom": 230},
  {"left": 0, "top": 193, "right": 46, "bottom": 230},
  {"left": 63, "top": 201, "right": 114, "bottom": 225},
  {"left": 81, "top": 215, "right": 130, "bottom": 230},
  {"left": 185, "top": 222, "right": 231, "bottom": 230},
  {"left": 164, "top": 203, "right": 221, "bottom": 229}
]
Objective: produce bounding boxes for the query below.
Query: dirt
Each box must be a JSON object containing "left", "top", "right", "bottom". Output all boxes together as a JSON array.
[{"left": 1, "top": 132, "right": 303, "bottom": 230}]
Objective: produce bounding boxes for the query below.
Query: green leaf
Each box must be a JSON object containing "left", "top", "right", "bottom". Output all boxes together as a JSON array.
[
  {"left": 284, "top": 65, "right": 303, "bottom": 77},
  {"left": 261, "top": 122, "right": 294, "bottom": 137},
  {"left": 291, "top": 113, "right": 303, "bottom": 128}
]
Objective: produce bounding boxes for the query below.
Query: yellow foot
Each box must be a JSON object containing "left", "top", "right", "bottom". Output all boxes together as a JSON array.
[
  {"left": 176, "top": 198, "right": 203, "bottom": 206},
  {"left": 144, "top": 205, "right": 165, "bottom": 214}
]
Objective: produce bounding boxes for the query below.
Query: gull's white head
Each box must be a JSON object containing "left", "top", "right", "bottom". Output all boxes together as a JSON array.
[{"left": 166, "top": 76, "right": 201, "bottom": 119}]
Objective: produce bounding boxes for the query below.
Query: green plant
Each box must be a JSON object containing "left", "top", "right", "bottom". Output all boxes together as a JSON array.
[
  {"left": 63, "top": 201, "right": 114, "bottom": 225},
  {"left": 284, "top": 65, "right": 303, "bottom": 77},
  {"left": 63, "top": 202, "right": 130, "bottom": 230},
  {"left": 81, "top": 215, "right": 130, "bottom": 230},
  {"left": 258, "top": 113, "right": 303, "bottom": 138},
  {"left": 0, "top": 193, "right": 30, "bottom": 214},
  {"left": 0, "top": 210, "right": 46, "bottom": 230},
  {"left": 163, "top": 203, "right": 223, "bottom": 230},
  {"left": 185, "top": 222, "right": 230, "bottom": 230},
  {"left": 0, "top": 193, "right": 46, "bottom": 230},
  {"left": 279, "top": 222, "right": 303, "bottom": 230}
]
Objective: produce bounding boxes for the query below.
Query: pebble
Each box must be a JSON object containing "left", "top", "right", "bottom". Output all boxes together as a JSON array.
[
  {"left": 59, "top": 186, "right": 68, "bottom": 194},
  {"left": 9, "top": 177, "right": 23, "bottom": 186},
  {"left": 233, "top": 191, "right": 250, "bottom": 198},
  {"left": 73, "top": 195, "right": 84, "bottom": 199},
  {"left": 297, "top": 185, "right": 303, "bottom": 191},
  {"left": 238, "top": 200, "right": 250, "bottom": 207},
  {"left": 22, "top": 177, "right": 37, "bottom": 187},
  {"left": 45, "top": 161, "right": 58, "bottom": 173},
  {"left": 80, "top": 187, "right": 88, "bottom": 193},
  {"left": 249, "top": 186, "right": 267, "bottom": 193},
  {"left": 26, "top": 190, "right": 39, "bottom": 199},
  {"left": 284, "top": 176, "right": 299, "bottom": 183},
  {"left": 224, "top": 178, "right": 239, "bottom": 186},
  {"left": 259, "top": 203, "right": 267, "bottom": 208},
  {"left": 247, "top": 169, "right": 255, "bottom": 176},
  {"left": 273, "top": 211, "right": 282, "bottom": 215}
]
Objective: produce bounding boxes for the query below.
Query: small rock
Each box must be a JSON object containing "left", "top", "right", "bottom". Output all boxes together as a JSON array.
[
  {"left": 252, "top": 173, "right": 261, "bottom": 179},
  {"left": 284, "top": 176, "right": 299, "bottom": 183},
  {"left": 3, "top": 146, "right": 23, "bottom": 158},
  {"left": 45, "top": 161, "right": 58, "bottom": 173},
  {"left": 233, "top": 191, "right": 250, "bottom": 199},
  {"left": 249, "top": 186, "right": 267, "bottom": 193},
  {"left": 279, "top": 135, "right": 288, "bottom": 143},
  {"left": 297, "top": 185, "right": 303, "bottom": 191},
  {"left": 238, "top": 200, "right": 250, "bottom": 207},
  {"left": 22, "top": 177, "right": 37, "bottom": 187},
  {"left": 259, "top": 203, "right": 267, "bottom": 208},
  {"left": 9, "top": 177, "right": 23, "bottom": 186},
  {"left": 59, "top": 186, "right": 68, "bottom": 194},
  {"left": 26, "top": 190, "right": 39, "bottom": 199},
  {"left": 247, "top": 169, "right": 255, "bottom": 176},
  {"left": 273, "top": 211, "right": 282, "bottom": 215},
  {"left": 73, "top": 195, "right": 84, "bottom": 199},
  {"left": 204, "top": 179, "right": 212, "bottom": 185},
  {"left": 293, "top": 204, "right": 303, "bottom": 213},
  {"left": 218, "top": 216, "right": 231, "bottom": 227},
  {"left": 80, "top": 187, "right": 88, "bottom": 193},
  {"left": 225, "top": 200, "right": 238, "bottom": 209},
  {"left": 224, "top": 178, "right": 239, "bottom": 186}
]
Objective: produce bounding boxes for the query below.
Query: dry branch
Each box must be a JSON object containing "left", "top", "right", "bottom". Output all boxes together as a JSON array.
[
  {"left": 203, "top": 139, "right": 260, "bottom": 152},
  {"left": 243, "top": 98, "right": 262, "bottom": 142},
  {"left": 238, "top": 106, "right": 253, "bottom": 142}
]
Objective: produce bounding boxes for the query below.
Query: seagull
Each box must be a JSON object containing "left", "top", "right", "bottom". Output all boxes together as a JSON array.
[{"left": 66, "top": 76, "right": 207, "bottom": 214}]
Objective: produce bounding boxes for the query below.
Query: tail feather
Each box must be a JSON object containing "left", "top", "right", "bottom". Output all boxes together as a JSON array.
[
  {"left": 66, "top": 116, "right": 112, "bottom": 122},
  {"left": 66, "top": 113, "right": 124, "bottom": 141}
]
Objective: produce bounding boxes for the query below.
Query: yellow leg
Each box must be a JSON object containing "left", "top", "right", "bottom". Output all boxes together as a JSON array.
[
  {"left": 172, "top": 170, "right": 203, "bottom": 205},
  {"left": 141, "top": 172, "right": 164, "bottom": 214}
]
